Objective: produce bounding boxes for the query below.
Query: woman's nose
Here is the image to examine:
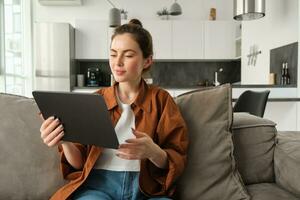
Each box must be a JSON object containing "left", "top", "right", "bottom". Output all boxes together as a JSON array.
[{"left": 116, "top": 56, "right": 124, "bottom": 67}]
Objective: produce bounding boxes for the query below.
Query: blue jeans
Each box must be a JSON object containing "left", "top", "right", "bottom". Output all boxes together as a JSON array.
[{"left": 72, "top": 169, "right": 171, "bottom": 200}]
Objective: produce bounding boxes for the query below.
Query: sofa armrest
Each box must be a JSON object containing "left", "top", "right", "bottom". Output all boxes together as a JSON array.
[{"left": 274, "top": 131, "right": 300, "bottom": 197}]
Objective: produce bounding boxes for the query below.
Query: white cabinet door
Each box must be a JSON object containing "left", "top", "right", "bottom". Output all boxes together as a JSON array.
[
  {"left": 172, "top": 21, "right": 204, "bottom": 59},
  {"left": 107, "top": 20, "right": 129, "bottom": 50},
  {"left": 75, "top": 20, "right": 108, "bottom": 59},
  {"left": 143, "top": 20, "right": 172, "bottom": 59},
  {"left": 204, "top": 21, "right": 236, "bottom": 59},
  {"left": 107, "top": 27, "right": 115, "bottom": 53}
]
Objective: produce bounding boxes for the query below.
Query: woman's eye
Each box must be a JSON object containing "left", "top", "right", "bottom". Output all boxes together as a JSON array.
[
  {"left": 125, "top": 55, "right": 133, "bottom": 58},
  {"left": 110, "top": 54, "right": 117, "bottom": 57}
]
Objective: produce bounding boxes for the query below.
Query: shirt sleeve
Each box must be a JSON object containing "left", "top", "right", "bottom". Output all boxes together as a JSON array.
[
  {"left": 58, "top": 143, "right": 89, "bottom": 180},
  {"left": 147, "top": 91, "right": 189, "bottom": 195}
]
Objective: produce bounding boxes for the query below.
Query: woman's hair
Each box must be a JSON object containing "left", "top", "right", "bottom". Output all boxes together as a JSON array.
[{"left": 111, "top": 19, "right": 153, "bottom": 59}]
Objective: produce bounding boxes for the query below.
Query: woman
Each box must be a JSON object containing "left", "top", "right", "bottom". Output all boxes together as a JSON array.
[{"left": 40, "top": 19, "right": 188, "bottom": 200}]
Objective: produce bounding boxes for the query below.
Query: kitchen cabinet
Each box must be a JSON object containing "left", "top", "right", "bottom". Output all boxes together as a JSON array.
[
  {"left": 75, "top": 20, "right": 108, "bottom": 59},
  {"left": 107, "top": 27, "right": 115, "bottom": 53},
  {"left": 75, "top": 20, "right": 237, "bottom": 60},
  {"left": 143, "top": 20, "right": 172, "bottom": 59},
  {"left": 107, "top": 20, "right": 129, "bottom": 53},
  {"left": 172, "top": 21, "right": 204, "bottom": 59},
  {"left": 235, "top": 23, "right": 242, "bottom": 59},
  {"left": 204, "top": 21, "right": 236, "bottom": 59}
]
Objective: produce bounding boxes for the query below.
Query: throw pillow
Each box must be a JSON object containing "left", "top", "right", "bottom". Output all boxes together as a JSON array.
[{"left": 175, "top": 84, "right": 250, "bottom": 200}]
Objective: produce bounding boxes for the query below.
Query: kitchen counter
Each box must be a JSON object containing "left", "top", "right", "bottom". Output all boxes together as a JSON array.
[
  {"left": 161, "top": 86, "right": 299, "bottom": 100},
  {"left": 161, "top": 83, "right": 297, "bottom": 89},
  {"left": 231, "top": 84, "right": 297, "bottom": 88},
  {"left": 72, "top": 84, "right": 300, "bottom": 101},
  {"left": 232, "top": 98, "right": 300, "bottom": 102}
]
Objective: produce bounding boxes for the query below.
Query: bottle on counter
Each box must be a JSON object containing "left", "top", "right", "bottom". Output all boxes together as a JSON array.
[
  {"left": 280, "top": 62, "right": 287, "bottom": 85},
  {"left": 285, "top": 62, "right": 290, "bottom": 85}
]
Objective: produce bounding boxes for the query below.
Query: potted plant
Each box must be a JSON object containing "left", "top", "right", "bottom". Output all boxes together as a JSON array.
[{"left": 157, "top": 8, "right": 169, "bottom": 20}]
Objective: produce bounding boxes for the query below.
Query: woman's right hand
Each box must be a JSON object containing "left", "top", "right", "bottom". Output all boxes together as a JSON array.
[{"left": 40, "top": 116, "right": 65, "bottom": 147}]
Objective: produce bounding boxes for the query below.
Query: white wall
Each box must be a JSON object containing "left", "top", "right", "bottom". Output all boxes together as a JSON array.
[
  {"left": 0, "top": 77, "right": 4, "bottom": 92},
  {"left": 297, "top": 1, "right": 300, "bottom": 130},
  {"left": 241, "top": 0, "right": 298, "bottom": 84},
  {"left": 33, "top": 0, "right": 233, "bottom": 25},
  {"left": 264, "top": 102, "right": 298, "bottom": 131}
]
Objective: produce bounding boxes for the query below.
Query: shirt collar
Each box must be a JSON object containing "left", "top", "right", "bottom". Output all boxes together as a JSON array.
[{"left": 104, "top": 79, "right": 151, "bottom": 113}]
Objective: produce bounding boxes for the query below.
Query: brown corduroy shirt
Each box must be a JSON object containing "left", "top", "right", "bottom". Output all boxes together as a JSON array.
[{"left": 50, "top": 80, "right": 188, "bottom": 200}]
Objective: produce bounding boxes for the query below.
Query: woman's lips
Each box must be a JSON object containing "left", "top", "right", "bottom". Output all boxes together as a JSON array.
[{"left": 115, "top": 70, "right": 126, "bottom": 76}]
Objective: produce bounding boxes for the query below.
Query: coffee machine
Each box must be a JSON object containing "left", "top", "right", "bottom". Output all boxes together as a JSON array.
[{"left": 86, "top": 67, "right": 100, "bottom": 86}]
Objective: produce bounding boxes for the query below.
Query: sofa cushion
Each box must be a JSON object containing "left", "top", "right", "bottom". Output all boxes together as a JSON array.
[
  {"left": 246, "top": 183, "right": 299, "bottom": 200},
  {"left": 232, "top": 113, "right": 276, "bottom": 185},
  {"left": 174, "top": 84, "right": 250, "bottom": 200},
  {"left": 0, "top": 93, "right": 65, "bottom": 199},
  {"left": 275, "top": 131, "right": 300, "bottom": 198}
]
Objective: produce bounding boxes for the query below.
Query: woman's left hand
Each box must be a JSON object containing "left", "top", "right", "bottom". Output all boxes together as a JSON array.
[{"left": 117, "top": 129, "right": 168, "bottom": 169}]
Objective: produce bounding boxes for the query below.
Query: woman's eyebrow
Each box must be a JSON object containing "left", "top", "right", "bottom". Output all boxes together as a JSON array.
[{"left": 110, "top": 49, "right": 137, "bottom": 53}]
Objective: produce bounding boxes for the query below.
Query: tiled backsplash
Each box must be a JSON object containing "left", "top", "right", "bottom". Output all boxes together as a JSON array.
[
  {"left": 75, "top": 60, "right": 241, "bottom": 88},
  {"left": 151, "top": 61, "right": 240, "bottom": 88}
]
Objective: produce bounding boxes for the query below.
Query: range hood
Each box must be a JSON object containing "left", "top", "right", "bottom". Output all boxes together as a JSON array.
[
  {"left": 234, "top": 0, "right": 265, "bottom": 21},
  {"left": 39, "top": 0, "right": 82, "bottom": 6}
]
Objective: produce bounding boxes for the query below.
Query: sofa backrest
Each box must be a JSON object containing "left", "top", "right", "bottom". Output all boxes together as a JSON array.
[
  {"left": 0, "top": 93, "right": 65, "bottom": 200},
  {"left": 232, "top": 112, "right": 277, "bottom": 185}
]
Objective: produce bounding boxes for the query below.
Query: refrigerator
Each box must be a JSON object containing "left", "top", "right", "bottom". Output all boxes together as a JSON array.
[{"left": 34, "top": 22, "right": 75, "bottom": 92}]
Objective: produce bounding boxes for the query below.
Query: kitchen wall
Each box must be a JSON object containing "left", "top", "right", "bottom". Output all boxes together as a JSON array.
[
  {"left": 33, "top": 0, "right": 233, "bottom": 24},
  {"left": 241, "top": 0, "right": 298, "bottom": 84}
]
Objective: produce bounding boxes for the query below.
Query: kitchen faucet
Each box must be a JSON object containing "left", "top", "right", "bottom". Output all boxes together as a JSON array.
[{"left": 214, "top": 68, "right": 223, "bottom": 86}]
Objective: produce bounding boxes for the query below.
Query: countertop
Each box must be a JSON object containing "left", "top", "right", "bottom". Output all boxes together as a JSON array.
[
  {"left": 72, "top": 84, "right": 300, "bottom": 101},
  {"left": 232, "top": 98, "right": 300, "bottom": 102},
  {"left": 161, "top": 84, "right": 297, "bottom": 89}
]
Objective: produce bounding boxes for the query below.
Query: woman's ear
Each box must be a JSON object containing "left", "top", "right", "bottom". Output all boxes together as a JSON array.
[{"left": 143, "top": 55, "right": 153, "bottom": 70}]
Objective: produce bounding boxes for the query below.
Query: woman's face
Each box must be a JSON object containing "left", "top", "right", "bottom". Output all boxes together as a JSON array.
[{"left": 109, "top": 33, "right": 152, "bottom": 83}]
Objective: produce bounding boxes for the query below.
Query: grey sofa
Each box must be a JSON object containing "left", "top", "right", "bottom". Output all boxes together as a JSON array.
[{"left": 0, "top": 91, "right": 300, "bottom": 200}]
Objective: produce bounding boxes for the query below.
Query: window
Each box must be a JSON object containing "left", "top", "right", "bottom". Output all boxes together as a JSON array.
[{"left": 0, "top": 0, "right": 32, "bottom": 96}]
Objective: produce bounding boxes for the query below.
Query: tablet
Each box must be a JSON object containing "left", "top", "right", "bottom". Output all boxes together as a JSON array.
[{"left": 32, "top": 91, "right": 119, "bottom": 149}]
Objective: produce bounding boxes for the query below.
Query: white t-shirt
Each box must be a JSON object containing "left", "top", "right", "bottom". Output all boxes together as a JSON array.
[{"left": 94, "top": 94, "right": 140, "bottom": 171}]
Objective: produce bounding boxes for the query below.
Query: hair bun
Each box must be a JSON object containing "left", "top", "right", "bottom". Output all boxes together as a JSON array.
[{"left": 128, "top": 19, "right": 143, "bottom": 28}]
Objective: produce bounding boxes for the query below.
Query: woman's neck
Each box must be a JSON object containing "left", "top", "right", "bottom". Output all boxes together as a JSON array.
[{"left": 117, "top": 78, "right": 141, "bottom": 104}]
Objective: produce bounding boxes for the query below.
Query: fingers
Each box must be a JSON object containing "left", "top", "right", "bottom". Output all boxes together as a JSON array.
[
  {"left": 119, "top": 142, "right": 138, "bottom": 149},
  {"left": 42, "top": 118, "right": 61, "bottom": 138},
  {"left": 43, "top": 124, "right": 64, "bottom": 144},
  {"left": 47, "top": 131, "right": 64, "bottom": 147},
  {"left": 116, "top": 151, "right": 139, "bottom": 160},
  {"left": 131, "top": 128, "right": 147, "bottom": 138},
  {"left": 125, "top": 138, "right": 141, "bottom": 143},
  {"left": 40, "top": 116, "right": 55, "bottom": 132},
  {"left": 40, "top": 116, "right": 64, "bottom": 147}
]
